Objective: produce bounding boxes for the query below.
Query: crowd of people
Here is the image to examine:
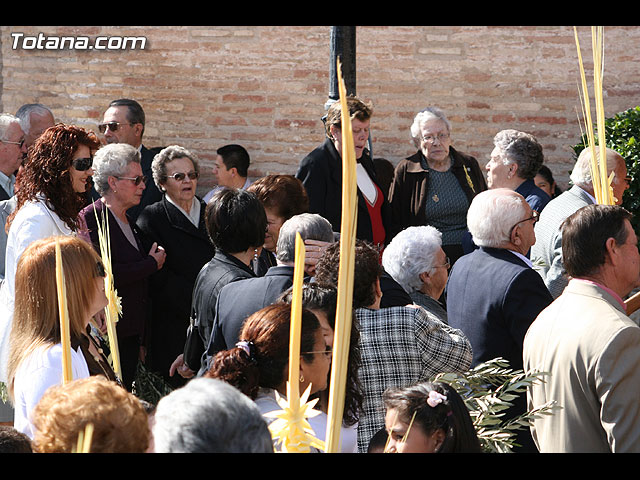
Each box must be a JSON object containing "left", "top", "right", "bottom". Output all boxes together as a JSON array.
[{"left": 0, "top": 95, "right": 638, "bottom": 454}]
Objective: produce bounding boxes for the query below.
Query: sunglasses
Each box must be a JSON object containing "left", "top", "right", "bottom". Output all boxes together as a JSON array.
[
  {"left": 72, "top": 157, "right": 93, "bottom": 171},
  {"left": 97, "top": 121, "right": 132, "bottom": 134},
  {"left": 116, "top": 175, "right": 147, "bottom": 186},
  {"left": 165, "top": 171, "right": 199, "bottom": 182},
  {"left": 96, "top": 261, "right": 106, "bottom": 278}
]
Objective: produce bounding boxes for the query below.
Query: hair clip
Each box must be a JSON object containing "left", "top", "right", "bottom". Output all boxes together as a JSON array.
[
  {"left": 426, "top": 390, "right": 447, "bottom": 408},
  {"left": 235, "top": 340, "right": 257, "bottom": 363}
]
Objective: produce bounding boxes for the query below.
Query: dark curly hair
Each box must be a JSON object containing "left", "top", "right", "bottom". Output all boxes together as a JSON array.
[
  {"left": 205, "top": 304, "right": 320, "bottom": 400},
  {"left": 8, "top": 124, "right": 101, "bottom": 232},
  {"left": 314, "top": 239, "right": 383, "bottom": 309}
]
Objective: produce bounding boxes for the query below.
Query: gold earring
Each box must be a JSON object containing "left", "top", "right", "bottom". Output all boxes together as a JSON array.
[{"left": 299, "top": 373, "right": 304, "bottom": 383}]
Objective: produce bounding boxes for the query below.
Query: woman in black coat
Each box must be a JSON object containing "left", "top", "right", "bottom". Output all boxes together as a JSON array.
[
  {"left": 136, "top": 145, "right": 215, "bottom": 388},
  {"left": 295, "top": 96, "right": 396, "bottom": 251}
]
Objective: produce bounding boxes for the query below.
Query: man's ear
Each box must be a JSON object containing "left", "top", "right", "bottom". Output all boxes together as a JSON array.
[
  {"left": 605, "top": 236, "right": 620, "bottom": 266},
  {"left": 133, "top": 122, "right": 144, "bottom": 139}
]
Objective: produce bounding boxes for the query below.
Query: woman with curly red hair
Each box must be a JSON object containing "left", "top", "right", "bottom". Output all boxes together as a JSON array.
[{"left": 0, "top": 123, "right": 101, "bottom": 382}]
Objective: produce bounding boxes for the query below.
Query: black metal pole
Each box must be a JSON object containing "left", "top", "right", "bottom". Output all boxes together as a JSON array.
[{"left": 325, "top": 26, "right": 356, "bottom": 111}]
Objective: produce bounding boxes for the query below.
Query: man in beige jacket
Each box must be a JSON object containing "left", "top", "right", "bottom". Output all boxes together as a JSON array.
[{"left": 524, "top": 204, "right": 640, "bottom": 453}]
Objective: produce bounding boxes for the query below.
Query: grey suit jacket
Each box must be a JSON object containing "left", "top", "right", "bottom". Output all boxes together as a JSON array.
[
  {"left": 530, "top": 185, "right": 594, "bottom": 298},
  {"left": 0, "top": 196, "right": 16, "bottom": 280},
  {"left": 524, "top": 279, "right": 640, "bottom": 452}
]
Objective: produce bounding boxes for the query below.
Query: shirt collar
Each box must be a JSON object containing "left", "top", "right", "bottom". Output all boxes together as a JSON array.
[
  {"left": 508, "top": 249, "right": 533, "bottom": 268},
  {"left": 166, "top": 195, "right": 200, "bottom": 227},
  {"left": 0, "top": 171, "right": 15, "bottom": 196},
  {"left": 572, "top": 278, "right": 627, "bottom": 312}
]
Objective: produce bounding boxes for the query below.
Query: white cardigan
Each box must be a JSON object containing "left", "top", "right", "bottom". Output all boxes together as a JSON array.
[{"left": 0, "top": 197, "right": 75, "bottom": 382}]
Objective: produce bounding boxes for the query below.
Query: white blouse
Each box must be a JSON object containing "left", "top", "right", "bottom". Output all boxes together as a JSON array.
[{"left": 12, "top": 343, "right": 90, "bottom": 439}]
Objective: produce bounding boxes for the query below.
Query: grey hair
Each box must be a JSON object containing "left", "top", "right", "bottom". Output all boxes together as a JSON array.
[
  {"left": 0, "top": 114, "right": 21, "bottom": 142},
  {"left": 92, "top": 143, "right": 141, "bottom": 196},
  {"left": 570, "top": 146, "right": 623, "bottom": 188},
  {"left": 276, "top": 213, "right": 335, "bottom": 263},
  {"left": 467, "top": 188, "right": 528, "bottom": 248},
  {"left": 492, "top": 129, "right": 544, "bottom": 180},
  {"left": 410, "top": 107, "right": 451, "bottom": 148},
  {"left": 152, "top": 378, "right": 273, "bottom": 453},
  {"left": 15, "top": 104, "right": 53, "bottom": 134},
  {"left": 151, "top": 145, "right": 200, "bottom": 191},
  {"left": 381, "top": 225, "right": 443, "bottom": 293}
]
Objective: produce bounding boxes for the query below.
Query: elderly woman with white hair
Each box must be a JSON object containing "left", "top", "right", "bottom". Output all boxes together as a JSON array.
[
  {"left": 446, "top": 188, "right": 553, "bottom": 452},
  {"left": 79, "top": 142, "right": 167, "bottom": 391},
  {"left": 381, "top": 225, "right": 449, "bottom": 323},
  {"left": 389, "top": 107, "right": 487, "bottom": 266},
  {"left": 135, "top": 145, "right": 215, "bottom": 388}
]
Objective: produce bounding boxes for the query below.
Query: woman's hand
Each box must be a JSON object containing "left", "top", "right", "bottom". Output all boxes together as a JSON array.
[
  {"left": 304, "top": 239, "right": 332, "bottom": 276},
  {"left": 169, "top": 353, "right": 195, "bottom": 379},
  {"left": 149, "top": 242, "right": 167, "bottom": 270}
]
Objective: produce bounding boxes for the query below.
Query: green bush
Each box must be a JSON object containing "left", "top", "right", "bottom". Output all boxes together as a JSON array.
[{"left": 572, "top": 106, "right": 640, "bottom": 233}]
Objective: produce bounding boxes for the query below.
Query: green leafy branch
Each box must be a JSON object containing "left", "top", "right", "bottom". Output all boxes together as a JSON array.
[{"left": 433, "top": 357, "right": 560, "bottom": 453}]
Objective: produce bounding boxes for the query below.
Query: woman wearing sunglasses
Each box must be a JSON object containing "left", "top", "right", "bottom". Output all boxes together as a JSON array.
[
  {"left": 135, "top": 145, "right": 214, "bottom": 389},
  {"left": 79, "top": 142, "right": 166, "bottom": 391},
  {"left": 0, "top": 124, "right": 101, "bottom": 381}
]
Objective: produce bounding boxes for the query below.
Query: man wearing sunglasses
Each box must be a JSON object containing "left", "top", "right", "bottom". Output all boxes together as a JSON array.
[
  {"left": 97, "top": 99, "right": 162, "bottom": 219},
  {"left": 0, "top": 114, "right": 27, "bottom": 201},
  {"left": 446, "top": 188, "right": 553, "bottom": 452}
]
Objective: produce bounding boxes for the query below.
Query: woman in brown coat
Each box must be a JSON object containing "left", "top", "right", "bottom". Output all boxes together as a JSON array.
[{"left": 389, "top": 107, "right": 486, "bottom": 265}]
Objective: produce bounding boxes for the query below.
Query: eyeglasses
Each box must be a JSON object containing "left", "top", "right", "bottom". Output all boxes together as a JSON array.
[
  {"left": 98, "top": 121, "right": 133, "bottom": 134},
  {"left": 1, "top": 138, "right": 25, "bottom": 148},
  {"left": 434, "top": 257, "right": 451, "bottom": 270},
  {"left": 509, "top": 210, "right": 539, "bottom": 237},
  {"left": 302, "top": 347, "right": 333, "bottom": 358},
  {"left": 72, "top": 157, "right": 93, "bottom": 171},
  {"left": 422, "top": 133, "right": 450, "bottom": 144},
  {"left": 96, "top": 261, "right": 106, "bottom": 278},
  {"left": 164, "top": 171, "right": 199, "bottom": 182},
  {"left": 116, "top": 175, "right": 146, "bottom": 186}
]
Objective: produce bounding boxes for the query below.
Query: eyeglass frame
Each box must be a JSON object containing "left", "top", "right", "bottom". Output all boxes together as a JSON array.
[
  {"left": 97, "top": 121, "right": 134, "bottom": 134},
  {"left": 1, "top": 138, "right": 25, "bottom": 148},
  {"left": 421, "top": 132, "right": 450, "bottom": 145},
  {"left": 96, "top": 260, "right": 106, "bottom": 278},
  {"left": 301, "top": 347, "right": 333, "bottom": 358},
  {"left": 72, "top": 156, "right": 93, "bottom": 172},
  {"left": 115, "top": 175, "right": 147, "bottom": 186},
  {"left": 509, "top": 210, "right": 539, "bottom": 238},
  {"left": 163, "top": 171, "right": 199, "bottom": 182},
  {"left": 433, "top": 256, "right": 451, "bottom": 270}
]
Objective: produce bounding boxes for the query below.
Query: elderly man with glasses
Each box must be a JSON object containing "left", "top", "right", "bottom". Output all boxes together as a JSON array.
[
  {"left": 0, "top": 114, "right": 28, "bottom": 201},
  {"left": 446, "top": 187, "right": 553, "bottom": 452},
  {"left": 97, "top": 98, "right": 163, "bottom": 220}
]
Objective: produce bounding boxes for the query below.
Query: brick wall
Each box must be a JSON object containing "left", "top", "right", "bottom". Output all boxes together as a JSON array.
[{"left": 2, "top": 25, "right": 640, "bottom": 194}]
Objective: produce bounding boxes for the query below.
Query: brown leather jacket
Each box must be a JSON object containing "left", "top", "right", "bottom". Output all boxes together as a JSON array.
[{"left": 388, "top": 146, "right": 487, "bottom": 233}]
